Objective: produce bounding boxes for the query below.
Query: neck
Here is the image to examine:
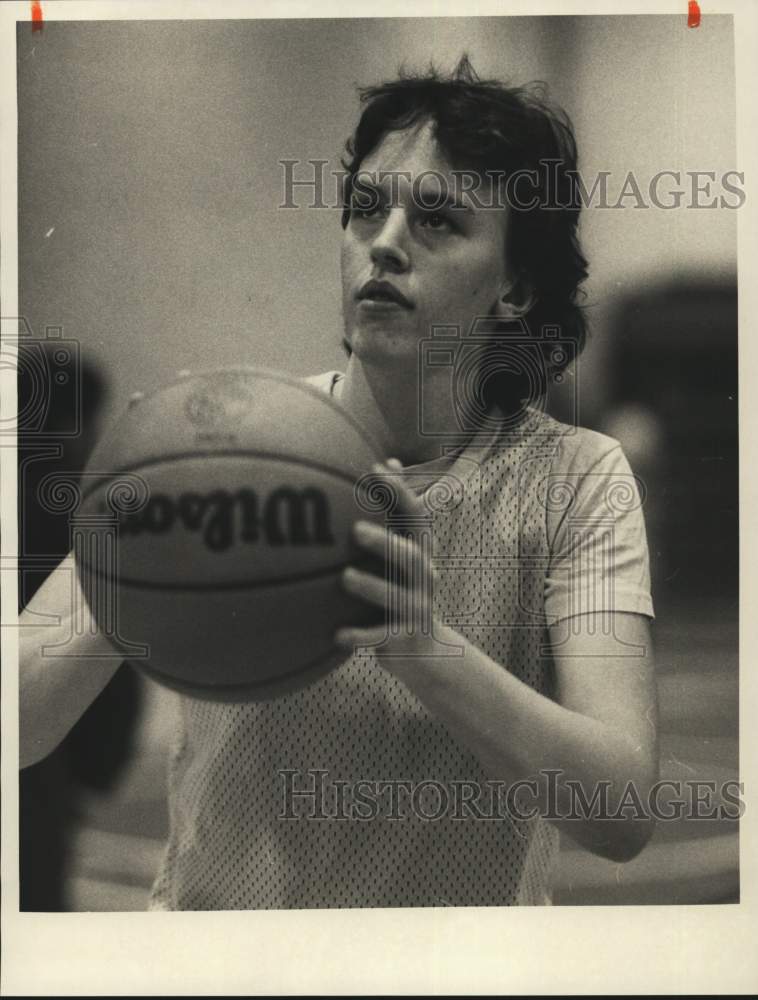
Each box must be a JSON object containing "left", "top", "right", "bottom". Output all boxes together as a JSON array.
[{"left": 339, "top": 354, "right": 466, "bottom": 465}]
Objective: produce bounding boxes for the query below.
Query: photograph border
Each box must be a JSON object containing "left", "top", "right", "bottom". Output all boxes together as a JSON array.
[{"left": 2, "top": 0, "right": 757, "bottom": 994}]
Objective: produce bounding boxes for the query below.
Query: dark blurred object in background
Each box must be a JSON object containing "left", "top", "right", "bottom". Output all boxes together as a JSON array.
[
  {"left": 551, "top": 278, "right": 740, "bottom": 905},
  {"left": 600, "top": 279, "right": 738, "bottom": 617},
  {"left": 18, "top": 342, "right": 142, "bottom": 911}
]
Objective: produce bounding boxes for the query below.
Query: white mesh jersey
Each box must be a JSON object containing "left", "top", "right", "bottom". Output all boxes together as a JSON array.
[{"left": 148, "top": 372, "right": 654, "bottom": 910}]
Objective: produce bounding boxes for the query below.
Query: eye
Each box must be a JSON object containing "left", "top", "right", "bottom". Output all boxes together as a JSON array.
[
  {"left": 350, "top": 202, "right": 377, "bottom": 219},
  {"left": 419, "top": 211, "right": 452, "bottom": 231},
  {"left": 349, "top": 192, "right": 383, "bottom": 219}
]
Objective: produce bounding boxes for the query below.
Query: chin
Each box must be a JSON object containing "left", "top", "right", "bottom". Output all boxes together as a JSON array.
[{"left": 348, "top": 329, "right": 417, "bottom": 366}]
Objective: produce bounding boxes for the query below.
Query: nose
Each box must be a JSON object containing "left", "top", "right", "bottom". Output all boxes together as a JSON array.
[{"left": 369, "top": 208, "right": 410, "bottom": 274}]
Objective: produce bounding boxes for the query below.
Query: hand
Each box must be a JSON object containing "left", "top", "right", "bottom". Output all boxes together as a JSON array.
[{"left": 335, "top": 459, "right": 445, "bottom": 662}]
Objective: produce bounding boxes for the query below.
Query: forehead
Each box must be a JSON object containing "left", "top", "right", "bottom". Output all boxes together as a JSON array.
[
  {"left": 360, "top": 120, "right": 450, "bottom": 176},
  {"left": 357, "top": 119, "right": 502, "bottom": 212}
]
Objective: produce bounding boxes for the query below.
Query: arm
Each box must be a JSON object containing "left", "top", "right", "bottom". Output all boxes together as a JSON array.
[
  {"left": 337, "top": 463, "right": 659, "bottom": 862},
  {"left": 339, "top": 574, "right": 657, "bottom": 860},
  {"left": 377, "top": 611, "right": 657, "bottom": 861},
  {"left": 19, "top": 553, "right": 123, "bottom": 769},
  {"left": 546, "top": 611, "right": 658, "bottom": 857}
]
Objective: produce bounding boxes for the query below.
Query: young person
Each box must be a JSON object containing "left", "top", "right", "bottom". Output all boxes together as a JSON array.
[{"left": 20, "top": 57, "right": 658, "bottom": 908}]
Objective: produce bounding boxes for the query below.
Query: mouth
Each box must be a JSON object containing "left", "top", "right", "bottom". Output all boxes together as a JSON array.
[{"left": 357, "top": 279, "right": 414, "bottom": 309}]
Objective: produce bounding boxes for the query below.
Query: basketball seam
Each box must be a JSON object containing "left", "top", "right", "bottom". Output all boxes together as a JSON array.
[
  {"left": 133, "top": 643, "right": 345, "bottom": 696},
  {"left": 79, "top": 450, "right": 375, "bottom": 505}
]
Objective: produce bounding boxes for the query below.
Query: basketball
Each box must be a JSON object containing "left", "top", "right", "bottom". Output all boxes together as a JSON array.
[{"left": 74, "top": 367, "right": 386, "bottom": 700}]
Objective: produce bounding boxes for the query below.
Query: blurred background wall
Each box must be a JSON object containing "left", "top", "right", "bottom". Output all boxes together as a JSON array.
[
  {"left": 17, "top": 15, "right": 739, "bottom": 908},
  {"left": 18, "top": 16, "right": 736, "bottom": 420}
]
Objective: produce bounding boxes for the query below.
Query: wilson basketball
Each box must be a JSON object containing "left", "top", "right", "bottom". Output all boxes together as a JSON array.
[{"left": 75, "top": 367, "right": 386, "bottom": 700}]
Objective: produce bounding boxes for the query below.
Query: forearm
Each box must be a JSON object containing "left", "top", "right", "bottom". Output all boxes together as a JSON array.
[
  {"left": 387, "top": 624, "right": 658, "bottom": 861},
  {"left": 341, "top": 510, "right": 658, "bottom": 861},
  {"left": 19, "top": 555, "right": 123, "bottom": 769}
]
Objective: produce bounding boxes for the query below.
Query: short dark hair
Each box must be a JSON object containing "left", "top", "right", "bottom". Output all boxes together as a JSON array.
[{"left": 339, "top": 55, "right": 588, "bottom": 404}]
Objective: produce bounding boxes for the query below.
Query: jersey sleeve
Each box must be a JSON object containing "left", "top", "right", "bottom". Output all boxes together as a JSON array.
[{"left": 543, "top": 431, "right": 655, "bottom": 625}]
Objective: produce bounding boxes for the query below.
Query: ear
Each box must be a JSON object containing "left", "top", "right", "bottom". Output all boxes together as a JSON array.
[{"left": 494, "top": 273, "right": 537, "bottom": 320}]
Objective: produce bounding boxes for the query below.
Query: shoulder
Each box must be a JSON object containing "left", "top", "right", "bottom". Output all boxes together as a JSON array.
[
  {"left": 548, "top": 422, "right": 644, "bottom": 524},
  {"left": 540, "top": 419, "right": 647, "bottom": 547},
  {"left": 546, "top": 419, "right": 629, "bottom": 478},
  {"left": 543, "top": 419, "right": 650, "bottom": 570},
  {"left": 512, "top": 409, "right": 628, "bottom": 478},
  {"left": 542, "top": 420, "right": 654, "bottom": 622}
]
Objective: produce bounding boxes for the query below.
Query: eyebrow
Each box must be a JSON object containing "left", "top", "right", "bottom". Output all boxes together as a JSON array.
[{"left": 427, "top": 192, "right": 474, "bottom": 213}]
